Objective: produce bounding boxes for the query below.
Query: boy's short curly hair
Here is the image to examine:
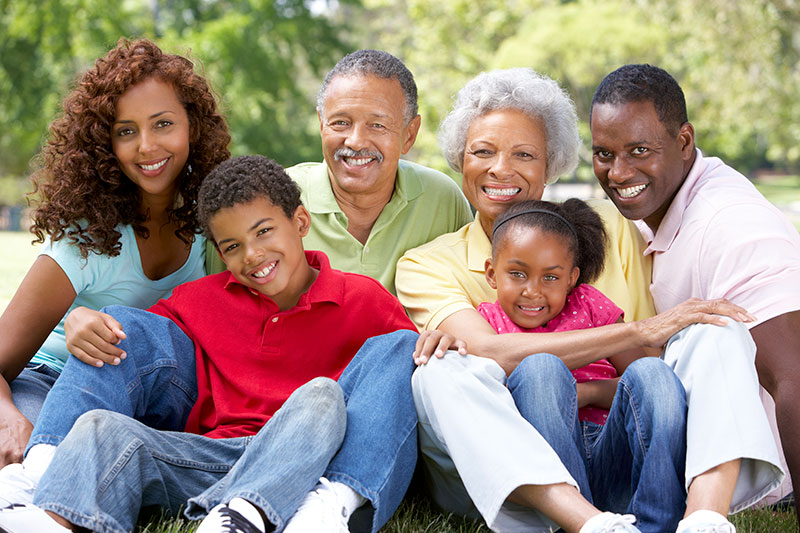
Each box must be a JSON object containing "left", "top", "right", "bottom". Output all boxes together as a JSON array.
[{"left": 198, "top": 155, "right": 303, "bottom": 240}]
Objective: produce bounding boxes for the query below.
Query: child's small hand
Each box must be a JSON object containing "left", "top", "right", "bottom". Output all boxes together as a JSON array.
[
  {"left": 64, "top": 306, "right": 127, "bottom": 367},
  {"left": 413, "top": 331, "right": 467, "bottom": 366}
]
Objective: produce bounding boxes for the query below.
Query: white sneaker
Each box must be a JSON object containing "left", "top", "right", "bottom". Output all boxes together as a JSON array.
[
  {"left": 0, "top": 503, "right": 72, "bottom": 533},
  {"left": 196, "top": 497, "right": 266, "bottom": 533},
  {"left": 283, "top": 477, "right": 350, "bottom": 533},
  {"left": 580, "top": 512, "right": 641, "bottom": 533},
  {"left": 676, "top": 510, "right": 736, "bottom": 533},
  {"left": 0, "top": 464, "right": 39, "bottom": 507}
]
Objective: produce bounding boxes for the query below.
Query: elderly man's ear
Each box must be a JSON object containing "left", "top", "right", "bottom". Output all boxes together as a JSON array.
[{"left": 401, "top": 115, "right": 422, "bottom": 154}]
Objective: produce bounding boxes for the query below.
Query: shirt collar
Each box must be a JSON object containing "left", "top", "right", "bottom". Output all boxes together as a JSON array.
[
  {"left": 638, "top": 148, "right": 706, "bottom": 255},
  {"left": 222, "top": 250, "right": 344, "bottom": 309},
  {"left": 303, "top": 159, "right": 422, "bottom": 215},
  {"left": 467, "top": 214, "right": 492, "bottom": 273}
]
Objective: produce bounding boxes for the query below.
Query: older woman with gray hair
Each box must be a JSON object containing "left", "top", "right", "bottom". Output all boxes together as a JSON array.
[{"left": 396, "top": 69, "right": 741, "bottom": 533}]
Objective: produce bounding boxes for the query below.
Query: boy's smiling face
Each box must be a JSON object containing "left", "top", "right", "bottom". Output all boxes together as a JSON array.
[{"left": 209, "top": 196, "right": 317, "bottom": 310}]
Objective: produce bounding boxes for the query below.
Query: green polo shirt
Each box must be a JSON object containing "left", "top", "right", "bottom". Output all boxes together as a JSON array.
[{"left": 291, "top": 159, "right": 473, "bottom": 294}]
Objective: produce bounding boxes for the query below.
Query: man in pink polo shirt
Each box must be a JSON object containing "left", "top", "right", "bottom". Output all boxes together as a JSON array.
[{"left": 589, "top": 64, "right": 800, "bottom": 533}]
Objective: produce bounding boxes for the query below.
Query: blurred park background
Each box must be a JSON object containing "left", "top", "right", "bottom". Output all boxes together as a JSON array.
[{"left": 2, "top": 0, "right": 800, "bottom": 311}]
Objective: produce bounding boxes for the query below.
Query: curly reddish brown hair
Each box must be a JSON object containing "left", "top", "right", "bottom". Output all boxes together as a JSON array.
[{"left": 29, "top": 37, "right": 231, "bottom": 258}]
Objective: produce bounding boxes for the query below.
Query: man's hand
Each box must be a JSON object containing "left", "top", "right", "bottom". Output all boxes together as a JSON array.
[
  {"left": 636, "top": 298, "right": 755, "bottom": 349},
  {"left": 413, "top": 330, "right": 467, "bottom": 366},
  {"left": 65, "top": 307, "right": 127, "bottom": 367}
]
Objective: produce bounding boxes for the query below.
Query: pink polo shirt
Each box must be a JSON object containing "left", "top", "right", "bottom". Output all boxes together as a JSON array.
[{"left": 636, "top": 149, "right": 800, "bottom": 327}]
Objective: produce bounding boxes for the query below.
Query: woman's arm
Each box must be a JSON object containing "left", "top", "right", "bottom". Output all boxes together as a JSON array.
[
  {"left": 437, "top": 298, "right": 753, "bottom": 375},
  {"left": 0, "top": 255, "right": 76, "bottom": 465}
]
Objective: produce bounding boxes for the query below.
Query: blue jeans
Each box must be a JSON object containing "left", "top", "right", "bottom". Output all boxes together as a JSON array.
[
  {"left": 323, "top": 328, "right": 420, "bottom": 532},
  {"left": 28, "top": 306, "right": 198, "bottom": 453},
  {"left": 507, "top": 354, "right": 687, "bottom": 533},
  {"left": 28, "top": 306, "right": 420, "bottom": 533},
  {"left": 10, "top": 363, "right": 60, "bottom": 425},
  {"left": 34, "top": 378, "right": 346, "bottom": 532}
]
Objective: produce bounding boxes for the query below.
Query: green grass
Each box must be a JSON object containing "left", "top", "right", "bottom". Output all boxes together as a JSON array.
[
  {"left": 133, "top": 495, "right": 795, "bottom": 532},
  {"left": 0, "top": 230, "right": 40, "bottom": 313}
]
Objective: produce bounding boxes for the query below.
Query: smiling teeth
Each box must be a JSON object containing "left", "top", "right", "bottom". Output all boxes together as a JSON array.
[
  {"left": 252, "top": 262, "right": 276, "bottom": 278},
  {"left": 139, "top": 159, "right": 168, "bottom": 171},
  {"left": 345, "top": 157, "right": 373, "bottom": 166},
  {"left": 520, "top": 305, "right": 544, "bottom": 311},
  {"left": 618, "top": 184, "right": 647, "bottom": 198},
  {"left": 484, "top": 186, "right": 521, "bottom": 196}
]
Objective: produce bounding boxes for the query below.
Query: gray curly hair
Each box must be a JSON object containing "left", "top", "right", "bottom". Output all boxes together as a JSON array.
[{"left": 438, "top": 68, "right": 579, "bottom": 184}]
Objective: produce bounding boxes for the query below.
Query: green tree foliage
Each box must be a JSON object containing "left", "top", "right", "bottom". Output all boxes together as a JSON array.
[
  {"left": 2, "top": 0, "right": 797, "bottom": 197},
  {"left": 332, "top": 0, "right": 551, "bottom": 179},
  {"left": 0, "top": 0, "right": 353, "bottom": 185},
  {"left": 340, "top": 0, "right": 799, "bottom": 177}
]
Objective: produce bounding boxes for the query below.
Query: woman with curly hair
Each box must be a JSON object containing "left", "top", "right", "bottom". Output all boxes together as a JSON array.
[{"left": 0, "top": 37, "right": 230, "bottom": 470}]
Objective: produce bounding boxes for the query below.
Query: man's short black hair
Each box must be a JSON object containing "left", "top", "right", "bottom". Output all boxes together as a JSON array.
[
  {"left": 198, "top": 155, "right": 302, "bottom": 240},
  {"left": 591, "top": 64, "right": 688, "bottom": 134}
]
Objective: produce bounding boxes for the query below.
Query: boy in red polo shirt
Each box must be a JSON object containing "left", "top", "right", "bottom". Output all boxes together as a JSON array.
[{"left": 0, "top": 156, "right": 419, "bottom": 533}]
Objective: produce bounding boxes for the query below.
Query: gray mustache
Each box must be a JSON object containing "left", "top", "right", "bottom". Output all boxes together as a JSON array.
[{"left": 334, "top": 148, "right": 384, "bottom": 164}]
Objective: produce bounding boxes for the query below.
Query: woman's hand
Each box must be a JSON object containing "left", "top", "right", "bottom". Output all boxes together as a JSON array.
[
  {"left": 413, "top": 330, "right": 467, "bottom": 366},
  {"left": 0, "top": 401, "right": 32, "bottom": 467},
  {"left": 65, "top": 307, "right": 127, "bottom": 367},
  {"left": 635, "top": 298, "right": 755, "bottom": 349}
]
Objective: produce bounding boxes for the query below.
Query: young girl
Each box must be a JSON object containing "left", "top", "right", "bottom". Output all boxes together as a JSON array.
[
  {"left": 481, "top": 198, "right": 623, "bottom": 423},
  {"left": 479, "top": 199, "right": 688, "bottom": 532},
  {"left": 0, "top": 38, "right": 230, "bottom": 468}
]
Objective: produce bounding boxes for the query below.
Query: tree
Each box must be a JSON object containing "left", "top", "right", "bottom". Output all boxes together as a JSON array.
[{"left": 0, "top": 0, "right": 354, "bottom": 187}]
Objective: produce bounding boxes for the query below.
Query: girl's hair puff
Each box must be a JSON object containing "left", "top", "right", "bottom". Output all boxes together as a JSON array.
[
  {"left": 491, "top": 199, "right": 607, "bottom": 286},
  {"left": 29, "top": 37, "right": 231, "bottom": 258}
]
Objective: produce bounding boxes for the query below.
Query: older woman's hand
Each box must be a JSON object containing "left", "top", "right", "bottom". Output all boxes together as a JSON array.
[{"left": 413, "top": 331, "right": 467, "bottom": 366}]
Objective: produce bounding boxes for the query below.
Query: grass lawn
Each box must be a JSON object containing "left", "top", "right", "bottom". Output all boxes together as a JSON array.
[
  {"left": 134, "top": 494, "right": 796, "bottom": 532},
  {"left": 0, "top": 230, "right": 40, "bottom": 314},
  {"left": 1, "top": 176, "right": 798, "bottom": 531}
]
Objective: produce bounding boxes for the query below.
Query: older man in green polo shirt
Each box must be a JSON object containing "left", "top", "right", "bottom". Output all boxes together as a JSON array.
[
  {"left": 286, "top": 49, "right": 473, "bottom": 294},
  {"left": 206, "top": 50, "right": 472, "bottom": 294}
]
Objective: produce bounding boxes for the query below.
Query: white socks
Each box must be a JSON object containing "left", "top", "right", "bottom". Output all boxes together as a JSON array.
[
  {"left": 676, "top": 510, "right": 735, "bottom": 532},
  {"left": 21, "top": 444, "right": 56, "bottom": 476},
  {"left": 327, "top": 480, "right": 366, "bottom": 516}
]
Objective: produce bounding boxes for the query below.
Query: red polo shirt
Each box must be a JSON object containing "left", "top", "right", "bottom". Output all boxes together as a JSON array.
[{"left": 148, "top": 250, "right": 416, "bottom": 439}]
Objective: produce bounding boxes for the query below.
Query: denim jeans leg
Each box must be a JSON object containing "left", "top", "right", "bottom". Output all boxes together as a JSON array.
[
  {"left": 27, "top": 305, "right": 198, "bottom": 453},
  {"left": 33, "top": 410, "right": 245, "bottom": 533},
  {"left": 507, "top": 353, "right": 591, "bottom": 500},
  {"left": 587, "top": 357, "right": 687, "bottom": 533},
  {"left": 35, "top": 379, "right": 346, "bottom": 533},
  {"left": 10, "top": 364, "right": 60, "bottom": 425},
  {"left": 325, "top": 329, "right": 419, "bottom": 533},
  {"left": 186, "top": 377, "right": 347, "bottom": 530}
]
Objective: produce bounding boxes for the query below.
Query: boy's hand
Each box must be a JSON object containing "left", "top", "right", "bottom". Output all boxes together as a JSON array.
[
  {"left": 65, "top": 307, "right": 127, "bottom": 367},
  {"left": 413, "top": 331, "right": 467, "bottom": 366}
]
